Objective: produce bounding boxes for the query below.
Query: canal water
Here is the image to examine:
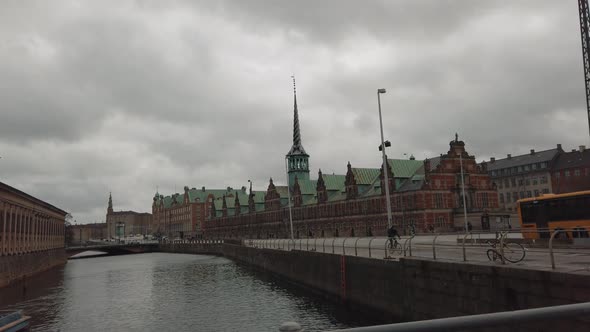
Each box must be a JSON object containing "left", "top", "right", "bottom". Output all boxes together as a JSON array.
[{"left": 0, "top": 253, "right": 380, "bottom": 331}]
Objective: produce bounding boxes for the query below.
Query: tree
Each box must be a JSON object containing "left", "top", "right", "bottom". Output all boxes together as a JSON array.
[{"left": 64, "top": 213, "right": 75, "bottom": 246}]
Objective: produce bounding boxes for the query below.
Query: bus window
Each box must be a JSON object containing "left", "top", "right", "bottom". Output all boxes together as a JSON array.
[
  {"left": 553, "top": 228, "right": 567, "bottom": 239},
  {"left": 573, "top": 227, "right": 589, "bottom": 238}
]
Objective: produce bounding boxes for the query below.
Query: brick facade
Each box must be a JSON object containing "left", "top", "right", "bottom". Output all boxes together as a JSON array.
[{"left": 204, "top": 138, "right": 500, "bottom": 239}]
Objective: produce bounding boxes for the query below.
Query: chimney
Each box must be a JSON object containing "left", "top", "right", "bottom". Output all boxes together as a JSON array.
[
  {"left": 490, "top": 157, "right": 495, "bottom": 163},
  {"left": 580, "top": 145, "right": 586, "bottom": 152},
  {"left": 201, "top": 186, "right": 205, "bottom": 192},
  {"left": 530, "top": 149, "right": 535, "bottom": 155},
  {"left": 557, "top": 144, "right": 562, "bottom": 151},
  {"left": 507, "top": 154, "right": 512, "bottom": 159}
]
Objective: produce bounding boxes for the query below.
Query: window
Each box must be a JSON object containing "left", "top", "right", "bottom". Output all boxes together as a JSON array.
[
  {"left": 541, "top": 176, "right": 547, "bottom": 184},
  {"left": 543, "top": 189, "right": 549, "bottom": 194},
  {"left": 504, "top": 179, "right": 510, "bottom": 188},
  {"left": 575, "top": 169, "right": 581, "bottom": 176},
  {"left": 532, "top": 164, "right": 537, "bottom": 170},
  {"left": 519, "top": 179, "right": 524, "bottom": 186},
  {"left": 506, "top": 194, "right": 511, "bottom": 203},
  {"left": 532, "top": 178, "right": 538, "bottom": 185},
  {"left": 482, "top": 193, "right": 489, "bottom": 208},
  {"left": 565, "top": 170, "right": 570, "bottom": 177},
  {"left": 513, "top": 192, "right": 518, "bottom": 201},
  {"left": 499, "top": 193, "right": 504, "bottom": 203},
  {"left": 525, "top": 178, "right": 530, "bottom": 186},
  {"left": 555, "top": 172, "right": 560, "bottom": 179},
  {"left": 527, "top": 191, "right": 532, "bottom": 198},
  {"left": 497, "top": 181, "right": 502, "bottom": 189},
  {"left": 518, "top": 166, "right": 523, "bottom": 173},
  {"left": 511, "top": 178, "right": 517, "bottom": 186},
  {"left": 534, "top": 190, "right": 539, "bottom": 197},
  {"left": 524, "top": 165, "right": 530, "bottom": 171},
  {"left": 436, "top": 216, "right": 445, "bottom": 228},
  {"left": 434, "top": 193, "right": 444, "bottom": 208},
  {"left": 541, "top": 162, "right": 547, "bottom": 169},
  {"left": 492, "top": 171, "right": 497, "bottom": 177},
  {"left": 520, "top": 191, "right": 525, "bottom": 199}
]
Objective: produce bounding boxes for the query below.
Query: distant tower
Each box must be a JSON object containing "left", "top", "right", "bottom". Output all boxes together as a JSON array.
[
  {"left": 107, "top": 192, "right": 113, "bottom": 215},
  {"left": 286, "top": 76, "right": 310, "bottom": 187}
]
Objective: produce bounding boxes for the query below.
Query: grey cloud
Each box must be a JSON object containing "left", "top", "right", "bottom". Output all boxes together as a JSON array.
[{"left": 0, "top": 0, "right": 587, "bottom": 223}]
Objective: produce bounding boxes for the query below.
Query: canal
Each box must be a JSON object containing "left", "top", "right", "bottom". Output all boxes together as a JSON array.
[{"left": 0, "top": 253, "right": 380, "bottom": 331}]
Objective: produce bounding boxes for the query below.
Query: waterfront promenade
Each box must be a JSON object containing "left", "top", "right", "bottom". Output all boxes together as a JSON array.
[{"left": 244, "top": 234, "right": 590, "bottom": 273}]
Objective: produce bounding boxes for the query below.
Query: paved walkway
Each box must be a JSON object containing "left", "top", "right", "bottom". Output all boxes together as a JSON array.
[{"left": 246, "top": 235, "right": 590, "bottom": 274}]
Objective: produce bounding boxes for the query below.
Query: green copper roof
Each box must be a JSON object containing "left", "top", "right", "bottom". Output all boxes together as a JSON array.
[
  {"left": 388, "top": 159, "right": 423, "bottom": 178},
  {"left": 297, "top": 179, "right": 317, "bottom": 195},
  {"left": 302, "top": 195, "right": 317, "bottom": 206},
  {"left": 351, "top": 168, "right": 381, "bottom": 185},
  {"left": 327, "top": 190, "right": 346, "bottom": 202},
  {"left": 322, "top": 174, "right": 346, "bottom": 191},
  {"left": 276, "top": 186, "right": 289, "bottom": 198}
]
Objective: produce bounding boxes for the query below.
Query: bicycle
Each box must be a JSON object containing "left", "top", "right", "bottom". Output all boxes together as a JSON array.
[
  {"left": 387, "top": 237, "right": 403, "bottom": 256},
  {"left": 486, "top": 236, "right": 526, "bottom": 263}
]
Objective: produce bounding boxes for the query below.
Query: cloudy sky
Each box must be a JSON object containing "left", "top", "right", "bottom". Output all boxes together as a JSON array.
[{"left": 0, "top": 0, "right": 587, "bottom": 223}]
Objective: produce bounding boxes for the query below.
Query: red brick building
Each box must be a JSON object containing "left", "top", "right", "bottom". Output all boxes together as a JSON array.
[
  {"left": 152, "top": 186, "right": 257, "bottom": 239},
  {"left": 552, "top": 146, "right": 590, "bottom": 194},
  {"left": 202, "top": 89, "right": 502, "bottom": 239},
  {"left": 106, "top": 194, "right": 151, "bottom": 238}
]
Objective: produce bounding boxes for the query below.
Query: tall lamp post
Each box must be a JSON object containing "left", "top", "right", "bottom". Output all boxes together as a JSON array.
[
  {"left": 377, "top": 88, "right": 393, "bottom": 230},
  {"left": 460, "top": 152, "right": 468, "bottom": 233},
  {"left": 284, "top": 158, "right": 294, "bottom": 240}
]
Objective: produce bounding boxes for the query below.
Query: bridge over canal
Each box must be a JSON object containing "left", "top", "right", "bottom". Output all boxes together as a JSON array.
[{"left": 65, "top": 242, "right": 158, "bottom": 258}]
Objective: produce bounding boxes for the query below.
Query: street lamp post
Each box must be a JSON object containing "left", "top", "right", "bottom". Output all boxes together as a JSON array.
[
  {"left": 284, "top": 158, "right": 294, "bottom": 240},
  {"left": 377, "top": 88, "right": 393, "bottom": 230},
  {"left": 460, "top": 153, "right": 468, "bottom": 233}
]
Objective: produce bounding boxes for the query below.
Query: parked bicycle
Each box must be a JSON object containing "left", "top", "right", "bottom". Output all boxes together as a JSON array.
[{"left": 486, "top": 233, "right": 526, "bottom": 263}]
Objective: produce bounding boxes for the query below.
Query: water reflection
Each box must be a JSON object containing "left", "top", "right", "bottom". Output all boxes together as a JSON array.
[{"left": 0, "top": 253, "right": 380, "bottom": 331}]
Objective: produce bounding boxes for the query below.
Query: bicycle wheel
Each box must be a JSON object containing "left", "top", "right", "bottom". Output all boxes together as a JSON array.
[
  {"left": 502, "top": 242, "right": 526, "bottom": 263},
  {"left": 486, "top": 249, "right": 498, "bottom": 261},
  {"left": 391, "top": 242, "right": 403, "bottom": 256}
]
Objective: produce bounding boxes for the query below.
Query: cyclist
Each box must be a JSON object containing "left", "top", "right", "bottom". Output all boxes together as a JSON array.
[{"left": 387, "top": 225, "right": 401, "bottom": 249}]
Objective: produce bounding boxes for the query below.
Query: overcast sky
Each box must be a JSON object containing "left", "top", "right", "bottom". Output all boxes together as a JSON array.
[{"left": 0, "top": 0, "right": 588, "bottom": 223}]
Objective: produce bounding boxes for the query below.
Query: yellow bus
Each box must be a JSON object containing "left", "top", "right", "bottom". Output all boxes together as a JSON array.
[{"left": 518, "top": 190, "right": 590, "bottom": 239}]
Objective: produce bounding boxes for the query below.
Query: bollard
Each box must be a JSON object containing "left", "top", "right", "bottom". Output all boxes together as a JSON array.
[
  {"left": 368, "top": 237, "right": 376, "bottom": 258},
  {"left": 432, "top": 234, "right": 440, "bottom": 260},
  {"left": 279, "top": 321, "right": 302, "bottom": 332}
]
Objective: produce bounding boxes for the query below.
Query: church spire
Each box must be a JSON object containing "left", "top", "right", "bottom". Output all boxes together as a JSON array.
[
  {"left": 286, "top": 76, "right": 310, "bottom": 187},
  {"left": 288, "top": 75, "right": 307, "bottom": 155},
  {"left": 107, "top": 192, "right": 113, "bottom": 214}
]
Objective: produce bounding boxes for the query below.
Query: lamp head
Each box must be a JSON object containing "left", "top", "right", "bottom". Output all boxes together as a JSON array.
[{"left": 378, "top": 88, "right": 386, "bottom": 94}]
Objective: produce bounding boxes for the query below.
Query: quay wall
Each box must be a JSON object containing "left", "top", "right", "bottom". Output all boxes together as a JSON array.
[
  {"left": 158, "top": 243, "right": 224, "bottom": 256},
  {"left": 0, "top": 249, "right": 67, "bottom": 288},
  {"left": 216, "top": 244, "right": 590, "bottom": 330}
]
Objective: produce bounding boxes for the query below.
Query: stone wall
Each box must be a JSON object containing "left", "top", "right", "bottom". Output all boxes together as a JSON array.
[
  {"left": 0, "top": 249, "right": 67, "bottom": 288},
  {"left": 221, "top": 244, "right": 590, "bottom": 330},
  {"left": 159, "top": 243, "right": 224, "bottom": 256}
]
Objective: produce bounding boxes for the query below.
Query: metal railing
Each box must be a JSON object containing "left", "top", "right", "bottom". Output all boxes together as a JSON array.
[
  {"left": 322, "top": 301, "right": 590, "bottom": 332},
  {"left": 243, "top": 227, "right": 590, "bottom": 270}
]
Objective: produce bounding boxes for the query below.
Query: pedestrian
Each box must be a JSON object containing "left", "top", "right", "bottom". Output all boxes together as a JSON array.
[{"left": 467, "top": 221, "right": 473, "bottom": 232}]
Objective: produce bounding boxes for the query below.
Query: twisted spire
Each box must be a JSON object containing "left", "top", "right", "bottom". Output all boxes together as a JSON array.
[{"left": 288, "top": 75, "right": 307, "bottom": 155}]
